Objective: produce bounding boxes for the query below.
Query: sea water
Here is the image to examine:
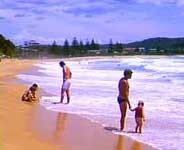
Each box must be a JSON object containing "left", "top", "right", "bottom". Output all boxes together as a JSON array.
[{"left": 17, "top": 56, "right": 184, "bottom": 150}]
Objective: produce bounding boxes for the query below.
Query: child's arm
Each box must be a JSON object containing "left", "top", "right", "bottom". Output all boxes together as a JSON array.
[{"left": 130, "top": 107, "right": 136, "bottom": 111}]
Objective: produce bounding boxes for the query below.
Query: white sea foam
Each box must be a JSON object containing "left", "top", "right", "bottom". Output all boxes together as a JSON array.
[{"left": 145, "top": 58, "right": 184, "bottom": 73}]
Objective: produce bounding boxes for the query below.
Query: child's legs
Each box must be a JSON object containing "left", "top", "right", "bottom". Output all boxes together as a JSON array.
[
  {"left": 135, "top": 118, "right": 139, "bottom": 132},
  {"left": 139, "top": 118, "right": 143, "bottom": 133},
  {"left": 135, "top": 118, "right": 143, "bottom": 133}
]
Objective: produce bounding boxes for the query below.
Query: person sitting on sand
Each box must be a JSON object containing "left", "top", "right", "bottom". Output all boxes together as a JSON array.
[
  {"left": 22, "top": 83, "right": 39, "bottom": 102},
  {"left": 131, "top": 100, "right": 145, "bottom": 133}
]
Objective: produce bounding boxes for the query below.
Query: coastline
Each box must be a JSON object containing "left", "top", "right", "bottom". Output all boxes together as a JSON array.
[{"left": 0, "top": 58, "right": 158, "bottom": 150}]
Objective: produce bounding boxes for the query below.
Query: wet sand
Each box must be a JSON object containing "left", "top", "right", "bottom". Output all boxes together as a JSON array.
[{"left": 0, "top": 58, "right": 157, "bottom": 150}]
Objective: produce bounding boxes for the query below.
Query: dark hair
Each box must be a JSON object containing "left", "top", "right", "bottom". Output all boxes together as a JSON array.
[
  {"left": 59, "top": 61, "right": 65, "bottom": 67},
  {"left": 29, "top": 84, "right": 38, "bottom": 92},
  {"left": 32, "top": 83, "right": 38, "bottom": 87},
  {"left": 138, "top": 101, "right": 144, "bottom": 106},
  {"left": 124, "top": 69, "right": 133, "bottom": 76}
]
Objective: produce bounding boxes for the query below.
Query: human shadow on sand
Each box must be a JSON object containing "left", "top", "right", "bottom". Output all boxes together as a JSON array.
[
  {"left": 104, "top": 126, "right": 120, "bottom": 132},
  {"left": 52, "top": 102, "right": 69, "bottom": 105},
  {"left": 126, "top": 130, "right": 137, "bottom": 134},
  {"left": 104, "top": 127, "right": 137, "bottom": 134}
]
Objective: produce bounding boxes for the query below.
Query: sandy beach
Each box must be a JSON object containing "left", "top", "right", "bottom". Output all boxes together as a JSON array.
[{"left": 0, "top": 58, "right": 157, "bottom": 150}]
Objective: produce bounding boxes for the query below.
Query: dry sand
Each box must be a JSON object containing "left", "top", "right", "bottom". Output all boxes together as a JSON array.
[{"left": 0, "top": 58, "right": 157, "bottom": 150}]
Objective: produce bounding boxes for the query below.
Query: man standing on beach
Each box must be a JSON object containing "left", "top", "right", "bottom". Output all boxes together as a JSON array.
[
  {"left": 117, "top": 69, "right": 133, "bottom": 131},
  {"left": 56, "top": 61, "right": 72, "bottom": 104}
]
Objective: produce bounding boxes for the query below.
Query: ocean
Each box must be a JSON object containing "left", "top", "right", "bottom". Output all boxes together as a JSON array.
[{"left": 17, "top": 56, "right": 184, "bottom": 150}]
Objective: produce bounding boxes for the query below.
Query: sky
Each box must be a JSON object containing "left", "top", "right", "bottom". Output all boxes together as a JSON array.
[{"left": 0, "top": 0, "right": 184, "bottom": 45}]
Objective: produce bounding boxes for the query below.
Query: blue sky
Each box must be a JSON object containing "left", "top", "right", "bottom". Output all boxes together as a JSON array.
[{"left": 0, "top": 0, "right": 184, "bottom": 45}]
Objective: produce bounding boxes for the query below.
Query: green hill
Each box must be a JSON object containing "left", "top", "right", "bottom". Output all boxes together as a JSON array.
[
  {"left": 125, "top": 37, "right": 184, "bottom": 50},
  {"left": 0, "top": 34, "right": 16, "bottom": 57}
]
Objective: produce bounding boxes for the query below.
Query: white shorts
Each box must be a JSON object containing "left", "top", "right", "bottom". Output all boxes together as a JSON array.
[{"left": 62, "top": 79, "right": 71, "bottom": 90}]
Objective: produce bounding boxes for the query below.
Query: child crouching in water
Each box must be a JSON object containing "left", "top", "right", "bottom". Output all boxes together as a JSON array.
[{"left": 131, "top": 101, "right": 145, "bottom": 133}]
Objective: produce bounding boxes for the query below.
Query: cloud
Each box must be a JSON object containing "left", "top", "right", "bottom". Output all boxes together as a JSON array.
[
  {"left": 136, "top": 0, "right": 184, "bottom": 6},
  {"left": 14, "top": 14, "right": 27, "bottom": 18},
  {"left": 1, "top": 0, "right": 184, "bottom": 44},
  {"left": 62, "top": 6, "right": 111, "bottom": 17},
  {"left": 0, "top": 8, "right": 16, "bottom": 19},
  {"left": 12, "top": 29, "right": 65, "bottom": 44},
  {"left": 35, "top": 16, "right": 45, "bottom": 20},
  {"left": 0, "top": 16, "right": 6, "bottom": 20},
  {"left": 177, "top": 0, "right": 184, "bottom": 6},
  {"left": 0, "top": 0, "right": 127, "bottom": 18}
]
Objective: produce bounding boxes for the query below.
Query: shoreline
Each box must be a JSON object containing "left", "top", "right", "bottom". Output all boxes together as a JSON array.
[
  {"left": 0, "top": 58, "right": 158, "bottom": 150},
  {"left": 15, "top": 54, "right": 184, "bottom": 62}
]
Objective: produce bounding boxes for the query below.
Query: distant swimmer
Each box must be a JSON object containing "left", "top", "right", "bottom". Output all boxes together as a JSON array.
[
  {"left": 22, "top": 83, "right": 39, "bottom": 102},
  {"left": 117, "top": 69, "right": 133, "bottom": 131},
  {"left": 54, "top": 61, "right": 72, "bottom": 104},
  {"left": 131, "top": 101, "right": 145, "bottom": 133}
]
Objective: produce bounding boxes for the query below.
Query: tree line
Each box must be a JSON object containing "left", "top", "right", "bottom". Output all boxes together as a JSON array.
[
  {"left": 49, "top": 37, "right": 124, "bottom": 56},
  {"left": 49, "top": 37, "right": 100, "bottom": 56}
]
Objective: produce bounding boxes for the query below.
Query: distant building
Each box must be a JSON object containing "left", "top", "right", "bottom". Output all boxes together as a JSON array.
[
  {"left": 24, "top": 40, "right": 40, "bottom": 47},
  {"left": 159, "top": 49, "right": 165, "bottom": 53},
  {"left": 88, "top": 50, "right": 101, "bottom": 55},
  {"left": 16, "top": 40, "right": 40, "bottom": 58},
  {"left": 88, "top": 49, "right": 108, "bottom": 55},
  {"left": 123, "top": 48, "right": 136, "bottom": 54},
  {"left": 138, "top": 47, "right": 145, "bottom": 53},
  {"left": 148, "top": 48, "right": 157, "bottom": 53}
]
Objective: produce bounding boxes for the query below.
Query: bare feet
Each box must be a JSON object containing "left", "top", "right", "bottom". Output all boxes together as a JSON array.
[{"left": 120, "top": 128, "right": 125, "bottom": 132}]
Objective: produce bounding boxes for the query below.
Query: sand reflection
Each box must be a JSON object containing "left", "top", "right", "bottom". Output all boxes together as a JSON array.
[
  {"left": 117, "top": 135, "right": 143, "bottom": 150},
  {"left": 54, "top": 112, "right": 67, "bottom": 141}
]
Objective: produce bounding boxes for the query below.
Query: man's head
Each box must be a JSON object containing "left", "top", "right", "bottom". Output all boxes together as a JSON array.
[
  {"left": 59, "top": 61, "right": 65, "bottom": 67},
  {"left": 124, "top": 69, "right": 133, "bottom": 79}
]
